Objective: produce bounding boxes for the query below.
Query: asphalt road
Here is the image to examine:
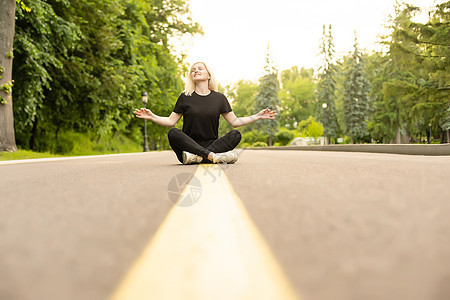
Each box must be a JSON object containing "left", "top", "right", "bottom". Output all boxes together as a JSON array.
[{"left": 1, "top": 150, "right": 449, "bottom": 300}]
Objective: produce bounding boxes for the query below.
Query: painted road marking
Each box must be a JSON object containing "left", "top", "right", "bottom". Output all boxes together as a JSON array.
[{"left": 110, "top": 164, "right": 300, "bottom": 300}]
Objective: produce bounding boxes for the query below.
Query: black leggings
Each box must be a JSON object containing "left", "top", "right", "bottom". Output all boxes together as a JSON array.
[{"left": 168, "top": 128, "right": 242, "bottom": 163}]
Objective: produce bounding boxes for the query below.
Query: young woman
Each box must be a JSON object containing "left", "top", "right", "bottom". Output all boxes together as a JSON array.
[{"left": 134, "top": 62, "right": 277, "bottom": 164}]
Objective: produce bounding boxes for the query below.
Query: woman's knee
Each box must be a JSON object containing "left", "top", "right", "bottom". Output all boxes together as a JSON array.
[
  {"left": 168, "top": 127, "right": 181, "bottom": 139},
  {"left": 228, "top": 130, "right": 241, "bottom": 144}
]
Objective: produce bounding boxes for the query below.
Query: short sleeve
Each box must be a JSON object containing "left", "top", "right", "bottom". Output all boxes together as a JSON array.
[
  {"left": 172, "top": 94, "right": 185, "bottom": 113},
  {"left": 221, "top": 94, "right": 232, "bottom": 114}
]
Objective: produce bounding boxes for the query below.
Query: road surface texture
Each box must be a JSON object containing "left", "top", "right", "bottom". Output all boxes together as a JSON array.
[{"left": 1, "top": 150, "right": 449, "bottom": 300}]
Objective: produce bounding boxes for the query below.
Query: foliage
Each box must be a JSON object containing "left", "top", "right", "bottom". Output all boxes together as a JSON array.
[
  {"left": 1, "top": 80, "right": 14, "bottom": 94},
  {"left": 0, "top": 80, "right": 14, "bottom": 104},
  {"left": 7, "top": 0, "right": 449, "bottom": 153},
  {"left": 0, "top": 149, "right": 62, "bottom": 161},
  {"left": 12, "top": 0, "right": 201, "bottom": 152},
  {"left": 370, "top": 1, "right": 450, "bottom": 143},
  {"left": 307, "top": 120, "right": 324, "bottom": 142},
  {"left": 16, "top": 0, "right": 31, "bottom": 13},
  {"left": 0, "top": 97, "right": 8, "bottom": 105},
  {"left": 253, "top": 45, "right": 280, "bottom": 146},
  {"left": 219, "top": 81, "right": 257, "bottom": 136},
  {"left": 342, "top": 33, "right": 371, "bottom": 142},
  {"left": 229, "top": 80, "right": 258, "bottom": 121},
  {"left": 316, "top": 24, "right": 339, "bottom": 141},
  {"left": 275, "top": 129, "right": 296, "bottom": 146},
  {"left": 241, "top": 129, "right": 268, "bottom": 145},
  {"left": 297, "top": 116, "right": 315, "bottom": 136},
  {"left": 252, "top": 141, "right": 268, "bottom": 147},
  {"left": 296, "top": 116, "right": 324, "bottom": 140},
  {"left": 279, "top": 66, "right": 316, "bottom": 128}
]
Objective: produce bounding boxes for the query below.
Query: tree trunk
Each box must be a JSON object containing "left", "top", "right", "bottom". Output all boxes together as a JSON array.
[
  {"left": 30, "top": 118, "right": 38, "bottom": 150},
  {"left": 394, "top": 125, "right": 401, "bottom": 144},
  {"left": 0, "top": 0, "right": 17, "bottom": 152},
  {"left": 401, "top": 128, "right": 410, "bottom": 144}
]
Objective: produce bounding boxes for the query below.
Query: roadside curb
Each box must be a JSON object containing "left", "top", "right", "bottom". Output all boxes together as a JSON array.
[{"left": 245, "top": 144, "right": 450, "bottom": 156}]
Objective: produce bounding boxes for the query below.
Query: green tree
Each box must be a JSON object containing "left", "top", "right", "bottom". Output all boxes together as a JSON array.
[
  {"left": 230, "top": 80, "right": 258, "bottom": 123},
  {"left": 279, "top": 66, "right": 316, "bottom": 128},
  {"left": 343, "top": 32, "right": 371, "bottom": 143},
  {"left": 371, "top": 1, "right": 450, "bottom": 144},
  {"left": 366, "top": 3, "right": 420, "bottom": 144},
  {"left": 12, "top": 0, "right": 201, "bottom": 153},
  {"left": 13, "top": 0, "right": 82, "bottom": 150},
  {"left": 254, "top": 44, "right": 280, "bottom": 146},
  {"left": 316, "top": 24, "right": 339, "bottom": 144},
  {"left": 365, "top": 52, "right": 397, "bottom": 143},
  {"left": 392, "top": 2, "right": 450, "bottom": 143},
  {"left": 307, "top": 120, "right": 324, "bottom": 143},
  {"left": 297, "top": 116, "right": 323, "bottom": 143}
]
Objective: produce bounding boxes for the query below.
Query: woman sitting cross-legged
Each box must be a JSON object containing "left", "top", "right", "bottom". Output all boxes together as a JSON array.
[{"left": 134, "top": 61, "right": 277, "bottom": 164}]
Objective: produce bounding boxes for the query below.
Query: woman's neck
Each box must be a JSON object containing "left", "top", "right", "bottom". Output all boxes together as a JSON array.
[{"left": 195, "top": 82, "right": 211, "bottom": 96}]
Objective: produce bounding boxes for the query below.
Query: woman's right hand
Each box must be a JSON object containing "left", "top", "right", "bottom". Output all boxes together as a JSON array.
[{"left": 134, "top": 108, "right": 154, "bottom": 120}]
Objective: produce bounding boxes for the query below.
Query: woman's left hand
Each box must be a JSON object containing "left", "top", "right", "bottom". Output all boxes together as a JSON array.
[{"left": 257, "top": 107, "right": 277, "bottom": 120}]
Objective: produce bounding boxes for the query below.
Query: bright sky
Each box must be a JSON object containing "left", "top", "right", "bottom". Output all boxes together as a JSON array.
[{"left": 173, "top": 0, "right": 440, "bottom": 84}]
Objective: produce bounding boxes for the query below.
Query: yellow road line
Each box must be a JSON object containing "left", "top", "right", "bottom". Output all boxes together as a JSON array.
[{"left": 111, "top": 164, "right": 300, "bottom": 300}]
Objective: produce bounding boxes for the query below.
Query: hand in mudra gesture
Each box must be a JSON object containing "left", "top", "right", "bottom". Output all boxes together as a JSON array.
[
  {"left": 134, "top": 108, "right": 154, "bottom": 120},
  {"left": 257, "top": 107, "right": 277, "bottom": 120}
]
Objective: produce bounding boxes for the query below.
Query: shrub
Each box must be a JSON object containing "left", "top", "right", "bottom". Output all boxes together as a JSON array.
[
  {"left": 252, "top": 141, "right": 268, "bottom": 147},
  {"left": 242, "top": 130, "right": 268, "bottom": 144},
  {"left": 276, "top": 129, "right": 296, "bottom": 146},
  {"left": 239, "top": 142, "right": 252, "bottom": 148}
]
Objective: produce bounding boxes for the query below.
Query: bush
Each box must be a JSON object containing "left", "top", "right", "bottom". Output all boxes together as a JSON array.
[
  {"left": 238, "top": 142, "right": 252, "bottom": 148},
  {"left": 276, "top": 129, "right": 296, "bottom": 146},
  {"left": 252, "top": 141, "right": 268, "bottom": 147},
  {"left": 242, "top": 130, "right": 268, "bottom": 144}
]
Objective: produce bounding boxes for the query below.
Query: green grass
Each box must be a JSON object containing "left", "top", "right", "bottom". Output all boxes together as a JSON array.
[{"left": 0, "top": 149, "right": 64, "bottom": 161}]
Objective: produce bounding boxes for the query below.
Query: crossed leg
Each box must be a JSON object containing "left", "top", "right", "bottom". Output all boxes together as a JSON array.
[{"left": 167, "top": 128, "right": 241, "bottom": 163}]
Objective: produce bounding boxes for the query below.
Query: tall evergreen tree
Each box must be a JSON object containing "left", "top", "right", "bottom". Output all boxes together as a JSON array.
[
  {"left": 316, "top": 24, "right": 339, "bottom": 144},
  {"left": 254, "top": 43, "right": 280, "bottom": 146},
  {"left": 343, "top": 32, "right": 371, "bottom": 143}
]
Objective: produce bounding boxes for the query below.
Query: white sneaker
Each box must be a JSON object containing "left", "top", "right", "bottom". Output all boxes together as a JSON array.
[
  {"left": 213, "top": 150, "right": 238, "bottom": 164},
  {"left": 182, "top": 151, "right": 203, "bottom": 165}
]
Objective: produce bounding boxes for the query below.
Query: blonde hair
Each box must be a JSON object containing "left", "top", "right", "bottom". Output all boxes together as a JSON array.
[{"left": 184, "top": 62, "right": 218, "bottom": 96}]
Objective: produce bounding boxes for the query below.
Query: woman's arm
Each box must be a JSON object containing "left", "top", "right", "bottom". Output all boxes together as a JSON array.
[
  {"left": 222, "top": 108, "right": 277, "bottom": 128},
  {"left": 134, "top": 108, "right": 182, "bottom": 127}
]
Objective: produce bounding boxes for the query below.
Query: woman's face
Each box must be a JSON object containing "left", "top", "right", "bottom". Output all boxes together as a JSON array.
[{"left": 190, "top": 63, "right": 210, "bottom": 82}]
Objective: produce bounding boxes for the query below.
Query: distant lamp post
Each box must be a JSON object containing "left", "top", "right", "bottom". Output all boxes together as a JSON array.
[
  {"left": 322, "top": 103, "right": 328, "bottom": 145},
  {"left": 141, "top": 91, "right": 149, "bottom": 152},
  {"left": 428, "top": 123, "right": 432, "bottom": 144}
]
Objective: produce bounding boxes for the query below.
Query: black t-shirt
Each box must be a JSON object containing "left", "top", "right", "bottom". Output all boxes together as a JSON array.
[{"left": 173, "top": 91, "right": 232, "bottom": 142}]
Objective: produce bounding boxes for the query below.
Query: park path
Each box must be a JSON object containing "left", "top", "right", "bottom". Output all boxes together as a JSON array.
[{"left": 1, "top": 150, "right": 450, "bottom": 300}]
